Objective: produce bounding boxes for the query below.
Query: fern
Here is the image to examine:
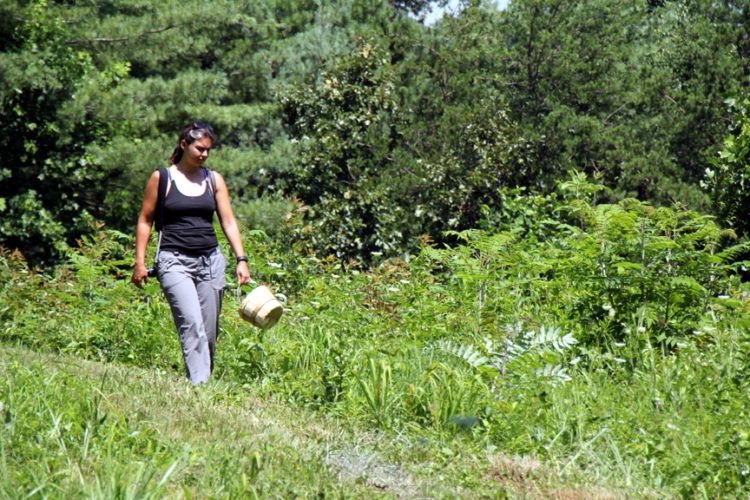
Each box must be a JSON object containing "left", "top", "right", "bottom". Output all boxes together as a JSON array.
[
  {"left": 437, "top": 339, "right": 490, "bottom": 369},
  {"left": 716, "top": 240, "right": 750, "bottom": 263},
  {"left": 510, "top": 325, "right": 578, "bottom": 355},
  {"left": 534, "top": 364, "right": 572, "bottom": 386},
  {"left": 421, "top": 245, "right": 448, "bottom": 263},
  {"left": 436, "top": 324, "right": 578, "bottom": 387}
]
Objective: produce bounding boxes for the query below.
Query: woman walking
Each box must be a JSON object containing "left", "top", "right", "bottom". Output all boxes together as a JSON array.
[{"left": 131, "top": 121, "right": 251, "bottom": 384}]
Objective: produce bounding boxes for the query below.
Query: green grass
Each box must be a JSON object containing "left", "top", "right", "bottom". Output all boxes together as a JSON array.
[
  {"left": 1, "top": 346, "right": 350, "bottom": 497},
  {"left": 0, "top": 344, "right": 631, "bottom": 498},
  {"left": 3, "top": 188, "right": 750, "bottom": 496},
  {"left": 0, "top": 345, "right": 464, "bottom": 497}
]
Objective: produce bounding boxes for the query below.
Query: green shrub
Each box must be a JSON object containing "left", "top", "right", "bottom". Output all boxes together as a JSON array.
[{"left": 704, "top": 97, "right": 750, "bottom": 238}]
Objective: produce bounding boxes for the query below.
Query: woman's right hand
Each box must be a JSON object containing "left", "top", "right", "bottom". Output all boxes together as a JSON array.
[{"left": 131, "top": 263, "right": 150, "bottom": 288}]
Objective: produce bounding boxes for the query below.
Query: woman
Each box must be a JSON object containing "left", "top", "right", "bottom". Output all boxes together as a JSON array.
[{"left": 131, "top": 121, "right": 251, "bottom": 385}]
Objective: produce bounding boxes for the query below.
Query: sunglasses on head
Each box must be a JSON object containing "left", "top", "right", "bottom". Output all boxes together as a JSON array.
[
  {"left": 191, "top": 121, "right": 215, "bottom": 133},
  {"left": 187, "top": 121, "right": 216, "bottom": 141}
]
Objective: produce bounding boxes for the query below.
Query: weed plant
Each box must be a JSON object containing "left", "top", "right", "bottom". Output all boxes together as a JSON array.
[{"left": 1, "top": 175, "right": 749, "bottom": 495}]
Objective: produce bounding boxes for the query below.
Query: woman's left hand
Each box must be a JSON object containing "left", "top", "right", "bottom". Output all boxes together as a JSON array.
[{"left": 237, "top": 261, "right": 251, "bottom": 285}]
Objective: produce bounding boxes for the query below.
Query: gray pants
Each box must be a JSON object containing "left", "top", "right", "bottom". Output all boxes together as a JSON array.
[{"left": 157, "top": 247, "right": 227, "bottom": 385}]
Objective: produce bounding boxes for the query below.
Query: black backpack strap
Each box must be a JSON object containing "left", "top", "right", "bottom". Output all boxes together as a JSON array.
[{"left": 155, "top": 167, "right": 169, "bottom": 231}]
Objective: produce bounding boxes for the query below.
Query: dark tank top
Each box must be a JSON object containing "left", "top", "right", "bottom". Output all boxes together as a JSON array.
[{"left": 160, "top": 179, "right": 218, "bottom": 255}]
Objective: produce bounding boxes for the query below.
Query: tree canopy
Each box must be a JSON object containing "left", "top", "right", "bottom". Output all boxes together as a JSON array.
[{"left": 1, "top": 0, "right": 748, "bottom": 263}]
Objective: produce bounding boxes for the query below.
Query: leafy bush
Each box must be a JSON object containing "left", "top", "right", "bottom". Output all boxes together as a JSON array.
[
  {"left": 467, "top": 172, "right": 743, "bottom": 349},
  {"left": 280, "top": 40, "right": 415, "bottom": 260},
  {"left": 0, "top": 226, "right": 181, "bottom": 370},
  {"left": 704, "top": 97, "right": 750, "bottom": 238}
]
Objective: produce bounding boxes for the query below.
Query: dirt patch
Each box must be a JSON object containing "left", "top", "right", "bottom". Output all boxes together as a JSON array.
[{"left": 489, "top": 453, "right": 623, "bottom": 499}]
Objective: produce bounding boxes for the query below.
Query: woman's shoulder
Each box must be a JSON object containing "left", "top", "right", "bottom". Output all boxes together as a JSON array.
[
  {"left": 147, "top": 167, "right": 170, "bottom": 191},
  {"left": 203, "top": 166, "right": 226, "bottom": 183},
  {"left": 147, "top": 169, "right": 162, "bottom": 184},
  {"left": 152, "top": 166, "right": 170, "bottom": 177}
]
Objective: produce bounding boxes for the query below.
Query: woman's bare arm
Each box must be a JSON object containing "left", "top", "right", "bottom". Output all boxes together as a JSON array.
[
  {"left": 131, "top": 170, "right": 159, "bottom": 288},
  {"left": 214, "top": 171, "right": 251, "bottom": 285}
]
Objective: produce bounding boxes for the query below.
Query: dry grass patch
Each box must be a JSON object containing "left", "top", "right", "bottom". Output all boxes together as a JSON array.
[{"left": 489, "top": 453, "right": 627, "bottom": 499}]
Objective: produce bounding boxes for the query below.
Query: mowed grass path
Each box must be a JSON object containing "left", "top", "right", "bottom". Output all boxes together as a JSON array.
[
  {"left": 0, "top": 345, "right": 512, "bottom": 498},
  {"left": 0, "top": 344, "right": 427, "bottom": 498},
  {"left": 0, "top": 345, "right": 626, "bottom": 498}
]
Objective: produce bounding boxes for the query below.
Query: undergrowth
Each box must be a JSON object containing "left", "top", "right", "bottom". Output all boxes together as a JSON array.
[{"left": 2, "top": 175, "right": 749, "bottom": 496}]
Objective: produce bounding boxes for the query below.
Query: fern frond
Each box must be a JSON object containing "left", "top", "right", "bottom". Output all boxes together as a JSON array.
[
  {"left": 422, "top": 246, "right": 448, "bottom": 263},
  {"left": 524, "top": 325, "right": 578, "bottom": 353},
  {"left": 716, "top": 240, "right": 750, "bottom": 263},
  {"left": 443, "top": 229, "right": 482, "bottom": 244},
  {"left": 534, "top": 364, "right": 572, "bottom": 385},
  {"left": 437, "top": 339, "right": 490, "bottom": 369},
  {"left": 471, "top": 232, "right": 517, "bottom": 256}
]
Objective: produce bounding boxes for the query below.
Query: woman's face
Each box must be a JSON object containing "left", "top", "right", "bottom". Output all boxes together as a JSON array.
[{"left": 180, "top": 136, "right": 213, "bottom": 166}]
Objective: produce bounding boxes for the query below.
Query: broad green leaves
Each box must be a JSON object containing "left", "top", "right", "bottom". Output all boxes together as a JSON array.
[
  {"left": 705, "top": 98, "right": 750, "bottom": 238},
  {"left": 281, "top": 41, "right": 412, "bottom": 259}
]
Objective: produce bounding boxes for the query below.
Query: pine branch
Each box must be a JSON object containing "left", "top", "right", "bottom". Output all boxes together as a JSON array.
[{"left": 66, "top": 24, "right": 180, "bottom": 46}]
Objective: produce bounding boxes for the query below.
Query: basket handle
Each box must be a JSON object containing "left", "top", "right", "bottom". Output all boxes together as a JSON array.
[{"left": 235, "top": 279, "right": 260, "bottom": 301}]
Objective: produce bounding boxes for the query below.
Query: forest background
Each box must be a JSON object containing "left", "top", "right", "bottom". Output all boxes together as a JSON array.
[
  {"left": 3, "top": 0, "right": 750, "bottom": 262},
  {"left": 2, "top": 0, "right": 750, "bottom": 497}
]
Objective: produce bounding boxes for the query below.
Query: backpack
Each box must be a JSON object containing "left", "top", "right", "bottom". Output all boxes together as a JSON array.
[{"left": 154, "top": 166, "right": 217, "bottom": 232}]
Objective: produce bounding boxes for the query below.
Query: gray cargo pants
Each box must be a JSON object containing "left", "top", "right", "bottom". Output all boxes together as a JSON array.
[{"left": 157, "top": 247, "right": 227, "bottom": 385}]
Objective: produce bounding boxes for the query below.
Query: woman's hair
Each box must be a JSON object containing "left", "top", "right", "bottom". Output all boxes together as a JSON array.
[{"left": 169, "top": 121, "right": 218, "bottom": 165}]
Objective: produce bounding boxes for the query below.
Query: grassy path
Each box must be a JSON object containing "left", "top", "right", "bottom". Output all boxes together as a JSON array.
[
  {"left": 0, "top": 345, "right": 420, "bottom": 497},
  {"left": 0, "top": 345, "right": 469, "bottom": 497},
  {"left": 0, "top": 345, "right": 624, "bottom": 498}
]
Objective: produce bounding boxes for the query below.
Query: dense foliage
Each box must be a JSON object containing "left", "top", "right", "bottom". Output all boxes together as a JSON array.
[
  {"left": 705, "top": 97, "right": 750, "bottom": 239},
  {"left": 2, "top": 176, "right": 750, "bottom": 495},
  {"left": 2, "top": 1, "right": 750, "bottom": 494},
  {"left": 1, "top": 0, "right": 749, "bottom": 262}
]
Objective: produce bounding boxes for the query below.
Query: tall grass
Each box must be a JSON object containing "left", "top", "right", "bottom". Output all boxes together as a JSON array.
[{"left": 0, "top": 348, "right": 419, "bottom": 497}]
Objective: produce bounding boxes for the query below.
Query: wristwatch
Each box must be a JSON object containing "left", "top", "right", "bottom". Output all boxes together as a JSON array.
[{"left": 236, "top": 256, "right": 249, "bottom": 263}]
